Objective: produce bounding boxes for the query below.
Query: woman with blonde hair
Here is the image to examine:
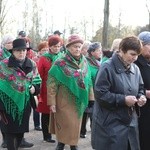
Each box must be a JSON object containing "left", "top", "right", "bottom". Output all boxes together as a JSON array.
[{"left": 110, "top": 38, "right": 122, "bottom": 52}]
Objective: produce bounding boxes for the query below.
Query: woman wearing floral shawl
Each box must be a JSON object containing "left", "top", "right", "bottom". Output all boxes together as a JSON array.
[
  {"left": 80, "top": 42, "right": 102, "bottom": 138},
  {"left": 47, "top": 34, "right": 94, "bottom": 150},
  {"left": 0, "top": 39, "right": 41, "bottom": 150}
]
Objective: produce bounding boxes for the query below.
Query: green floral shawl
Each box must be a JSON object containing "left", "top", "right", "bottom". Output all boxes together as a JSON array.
[
  {"left": 47, "top": 51, "right": 92, "bottom": 118},
  {"left": 0, "top": 58, "right": 41, "bottom": 124},
  {"left": 0, "top": 48, "right": 11, "bottom": 61},
  {"left": 43, "top": 51, "right": 63, "bottom": 63},
  {"left": 86, "top": 56, "right": 100, "bottom": 84}
]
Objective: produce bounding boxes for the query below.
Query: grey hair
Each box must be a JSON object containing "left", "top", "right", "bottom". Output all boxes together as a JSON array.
[{"left": 1, "top": 34, "right": 15, "bottom": 48}]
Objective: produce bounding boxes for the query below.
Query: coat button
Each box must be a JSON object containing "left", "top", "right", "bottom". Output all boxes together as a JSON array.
[{"left": 128, "top": 88, "right": 132, "bottom": 91}]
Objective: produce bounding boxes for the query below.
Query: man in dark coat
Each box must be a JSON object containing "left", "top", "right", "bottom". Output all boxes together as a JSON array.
[{"left": 134, "top": 31, "right": 150, "bottom": 150}]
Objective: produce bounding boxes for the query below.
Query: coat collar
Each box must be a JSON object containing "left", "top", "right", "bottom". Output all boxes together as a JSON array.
[
  {"left": 136, "top": 54, "right": 150, "bottom": 66},
  {"left": 8, "top": 55, "right": 33, "bottom": 74},
  {"left": 111, "top": 53, "right": 135, "bottom": 74}
]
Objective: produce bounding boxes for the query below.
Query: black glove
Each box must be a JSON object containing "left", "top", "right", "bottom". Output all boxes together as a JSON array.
[{"left": 88, "top": 101, "right": 94, "bottom": 108}]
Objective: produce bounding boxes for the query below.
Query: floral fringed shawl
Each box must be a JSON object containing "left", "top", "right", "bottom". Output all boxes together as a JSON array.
[
  {"left": 86, "top": 56, "right": 100, "bottom": 84},
  {"left": 47, "top": 51, "right": 92, "bottom": 118},
  {"left": 0, "top": 58, "right": 41, "bottom": 124}
]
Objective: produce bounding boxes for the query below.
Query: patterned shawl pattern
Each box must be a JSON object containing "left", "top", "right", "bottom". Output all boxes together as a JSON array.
[
  {"left": 0, "top": 58, "right": 41, "bottom": 124},
  {"left": 86, "top": 56, "right": 100, "bottom": 84},
  {"left": 47, "top": 51, "right": 92, "bottom": 117}
]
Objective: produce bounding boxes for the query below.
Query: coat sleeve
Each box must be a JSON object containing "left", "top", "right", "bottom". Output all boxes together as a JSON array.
[
  {"left": 47, "top": 75, "right": 58, "bottom": 106},
  {"left": 136, "top": 66, "right": 145, "bottom": 98},
  {"left": 31, "top": 60, "right": 42, "bottom": 95},
  {"left": 38, "top": 56, "right": 45, "bottom": 79},
  {"left": 94, "top": 64, "right": 125, "bottom": 110}
]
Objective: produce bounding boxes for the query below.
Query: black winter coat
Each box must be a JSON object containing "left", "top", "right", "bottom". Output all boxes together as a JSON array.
[
  {"left": 135, "top": 55, "right": 150, "bottom": 150},
  {"left": 0, "top": 56, "right": 41, "bottom": 133}
]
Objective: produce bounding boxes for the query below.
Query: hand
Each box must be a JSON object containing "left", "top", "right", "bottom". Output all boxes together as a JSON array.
[
  {"left": 88, "top": 101, "right": 94, "bottom": 107},
  {"left": 137, "top": 95, "right": 147, "bottom": 107},
  {"left": 125, "top": 95, "right": 138, "bottom": 107},
  {"left": 29, "top": 85, "right": 35, "bottom": 94},
  {"left": 146, "top": 90, "right": 150, "bottom": 99},
  {"left": 50, "top": 105, "right": 56, "bottom": 113}
]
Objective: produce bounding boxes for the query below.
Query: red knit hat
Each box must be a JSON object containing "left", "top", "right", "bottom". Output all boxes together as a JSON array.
[{"left": 66, "top": 34, "right": 84, "bottom": 48}]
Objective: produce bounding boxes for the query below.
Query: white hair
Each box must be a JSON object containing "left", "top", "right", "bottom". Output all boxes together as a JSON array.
[{"left": 1, "top": 34, "right": 15, "bottom": 48}]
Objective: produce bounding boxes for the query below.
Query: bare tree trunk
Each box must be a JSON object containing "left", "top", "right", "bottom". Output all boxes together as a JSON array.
[
  {"left": 0, "top": 0, "right": 2, "bottom": 32},
  {"left": 146, "top": 0, "right": 150, "bottom": 31},
  {"left": 102, "top": 0, "right": 109, "bottom": 49},
  {"left": 0, "top": 0, "right": 2, "bottom": 15}
]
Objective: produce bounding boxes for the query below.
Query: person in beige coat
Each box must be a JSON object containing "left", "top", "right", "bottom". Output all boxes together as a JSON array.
[{"left": 47, "top": 34, "right": 94, "bottom": 150}]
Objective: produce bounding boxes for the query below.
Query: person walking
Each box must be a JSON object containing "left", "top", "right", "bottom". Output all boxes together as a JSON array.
[
  {"left": 0, "top": 34, "right": 15, "bottom": 148},
  {"left": 80, "top": 42, "right": 102, "bottom": 138},
  {"left": 0, "top": 38, "right": 41, "bottom": 150},
  {"left": 32, "top": 41, "right": 49, "bottom": 131},
  {"left": 47, "top": 34, "right": 94, "bottom": 150},
  {"left": 135, "top": 31, "right": 150, "bottom": 150},
  {"left": 36, "top": 35, "right": 63, "bottom": 143},
  {"left": 18, "top": 31, "right": 41, "bottom": 132},
  {"left": 92, "top": 36, "right": 146, "bottom": 150}
]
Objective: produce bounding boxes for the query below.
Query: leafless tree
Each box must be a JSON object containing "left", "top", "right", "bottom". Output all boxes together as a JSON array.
[
  {"left": 102, "top": 0, "right": 109, "bottom": 49},
  {"left": 146, "top": 0, "right": 150, "bottom": 31},
  {"left": 0, "top": 0, "right": 8, "bottom": 35}
]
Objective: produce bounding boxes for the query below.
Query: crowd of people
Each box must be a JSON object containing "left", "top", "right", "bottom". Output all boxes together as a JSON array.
[{"left": 0, "top": 30, "right": 150, "bottom": 150}]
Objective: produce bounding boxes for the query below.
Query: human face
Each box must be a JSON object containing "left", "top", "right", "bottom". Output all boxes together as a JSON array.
[
  {"left": 13, "top": 49, "right": 27, "bottom": 61},
  {"left": 120, "top": 50, "right": 138, "bottom": 65},
  {"left": 91, "top": 47, "right": 102, "bottom": 60},
  {"left": 4, "top": 42, "right": 13, "bottom": 50},
  {"left": 50, "top": 42, "right": 62, "bottom": 54},
  {"left": 142, "top": 44, "right": 150, "bottom": 60},
  {"left": 39, "top": 47, "right": 48, "bottom": 56},
  {"left": 68, "top": 43, "right": 83, "bottom": 59},
  {"left": 81, "top": 47, "right": 88, "bottom": 56}
]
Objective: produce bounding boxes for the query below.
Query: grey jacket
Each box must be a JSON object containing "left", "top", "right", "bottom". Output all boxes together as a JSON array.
[{"left": 91, "top": 53, "right": 144, "bottom": 150}]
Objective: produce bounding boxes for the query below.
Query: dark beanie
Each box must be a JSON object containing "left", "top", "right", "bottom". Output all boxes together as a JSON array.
[{"left": 88, "top": 42, "right": 101, "bottom": 53}]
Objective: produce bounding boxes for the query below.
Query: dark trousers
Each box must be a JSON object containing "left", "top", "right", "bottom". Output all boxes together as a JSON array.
[
  {"left": 80, "top": 112, "right": 92, "bottom": 135},
  {"left": 1, "top": 130, "right": 6, "bottom": 143},
  {"left": 5, "top": 133, "right": 23, "bottom": 150},
  {"left": 41, "top": 113, "right": 52, "bottom": 140},
  {"left": 33, "top": 109, "right": 40, "bottom": 127}
]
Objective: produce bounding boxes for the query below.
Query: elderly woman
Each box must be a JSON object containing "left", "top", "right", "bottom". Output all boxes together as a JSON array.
[
  {"left": 0, "top": 34, "right": 15, "bottom": 148},
  {"left": 36, "top": 35, "right": 63, "bottom": 143},
  {"left": 0, "top": 34, "right": 15, "bottom": 60},
  {"left": 92, "top": 36, "right": 147, "bottom": 150},
  {"left": 47, "top": 34, "right": 94, "bottom": 150},
  {"left": 80, "top": 42, "right": 102, "bottom": 138},
  {"left": 0, "top": 38, "right": 41, "bottom": 150}
]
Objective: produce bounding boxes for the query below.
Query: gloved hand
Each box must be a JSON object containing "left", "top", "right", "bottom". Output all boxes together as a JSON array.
[{"left": 88, "top": 101, "right": 94, "bottom": 108}]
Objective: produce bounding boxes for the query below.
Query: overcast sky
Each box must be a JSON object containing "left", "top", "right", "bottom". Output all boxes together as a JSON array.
[
  {"left": 2, "top": 0, "right": 150, "bottom": 38},
  {"left": 38, "top": 0, "right": 149, "bottom": 27}
]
